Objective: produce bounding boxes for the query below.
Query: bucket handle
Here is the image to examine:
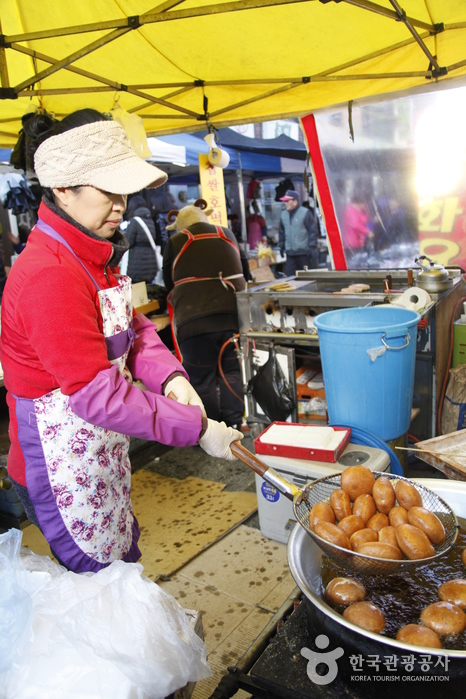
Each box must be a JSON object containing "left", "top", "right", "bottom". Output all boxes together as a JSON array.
[{"left": 381, "top": 331, "right": 410, "bottom": 351}]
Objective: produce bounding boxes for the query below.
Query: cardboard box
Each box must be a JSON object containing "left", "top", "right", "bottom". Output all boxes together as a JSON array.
[
  {"left": 296, "top": 361, "right": 326, "bottom": 419},
  {"left": 257, "top": 254, "right": 274, "bottom": 267},
  {"left": 250, "top": 265, "right": 276, "bottom": 283}
]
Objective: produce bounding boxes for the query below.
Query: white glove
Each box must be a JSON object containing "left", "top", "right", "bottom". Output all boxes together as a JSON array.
[
  {"left": 164, "top": 376, "right": 206, "bottom": 416},
  {"left": 198, "top": 419, "right": 243, "bottom": 461}
]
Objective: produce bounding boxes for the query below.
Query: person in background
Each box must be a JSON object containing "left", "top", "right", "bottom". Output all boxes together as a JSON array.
[
  {"left": 278, "top": 189, "right": 318, "bottom": 276},
  {"left": 343, "top": 195, "right": 374, "bottom": 255},
  {"left": 246, "top": 210, "right": 267, "bottom": 252},
  {"left": 0, "top": 108, "right": 242, "bottom": 574},
  {"left": 163, "top": 200, "right": 246, "bottom": 431},
  {"left": 123, "top": 194, "right": 158, "bottom": 284},
  {"left": 144, "top": 186, "right": 176, "bottom": 254}
]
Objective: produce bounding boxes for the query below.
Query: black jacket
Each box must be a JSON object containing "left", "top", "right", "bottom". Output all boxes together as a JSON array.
[{"left": 125, "top": 206, "right": 158, "bottom": 284}]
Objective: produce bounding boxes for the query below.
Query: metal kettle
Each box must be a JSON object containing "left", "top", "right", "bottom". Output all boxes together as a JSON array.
[{"left": 414, "top": 255, "right": 453, "bottom": 292}]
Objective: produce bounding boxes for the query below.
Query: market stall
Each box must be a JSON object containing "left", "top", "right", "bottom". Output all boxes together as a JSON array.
[{"left": 2, "top": 3, "right": 466, "bottom": 698}]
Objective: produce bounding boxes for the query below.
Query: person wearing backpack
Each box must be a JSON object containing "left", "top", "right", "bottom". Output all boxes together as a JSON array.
[{"left": 124, "top": 194, "right": 159, "bottom": 283}]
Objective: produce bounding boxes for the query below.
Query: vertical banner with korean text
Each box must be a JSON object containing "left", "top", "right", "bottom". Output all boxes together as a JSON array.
[
  {"left": 198, "top": 154, "right": 228, "bottom": 227},
  {"left": 418, "top": 196, "right": 466, "bottom": 268}
]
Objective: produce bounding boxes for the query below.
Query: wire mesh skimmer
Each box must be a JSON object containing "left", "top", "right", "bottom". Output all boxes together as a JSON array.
[{"left": 231, "top": 442, "right": 459, "bottom": 576}]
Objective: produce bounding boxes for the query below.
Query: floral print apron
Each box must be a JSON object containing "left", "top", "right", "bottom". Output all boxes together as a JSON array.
[{"left": 15, "top": 221, "right": 140, "bottom": 572}]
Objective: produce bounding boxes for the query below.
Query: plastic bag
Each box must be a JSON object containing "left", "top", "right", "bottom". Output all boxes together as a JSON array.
[
  {"left": 441, "top": 364, "right": 466, "bottom": 434},
  {"left": 111, "top": 103, "right": 152, "bottom": 159},
  {"left": 0, "top": 529, "right": 211, "bottom": 699},
  {"left": 248, "top": 345, "right": 296, "bottom": 421}
]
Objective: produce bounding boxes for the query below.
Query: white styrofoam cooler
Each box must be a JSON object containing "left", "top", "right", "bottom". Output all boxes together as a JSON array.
[{"left": 255, "top": 443, "right": 390, "bottom": 544}]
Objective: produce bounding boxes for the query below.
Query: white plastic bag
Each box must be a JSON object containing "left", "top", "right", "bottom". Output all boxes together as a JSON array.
[{"left": 0, "top": 530, "right": 211, "bottom": 699}]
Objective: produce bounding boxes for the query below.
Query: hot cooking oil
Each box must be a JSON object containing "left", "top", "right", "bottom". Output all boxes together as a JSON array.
[{"left": 320, "top": 520, "right": 466, "bottom": 650}]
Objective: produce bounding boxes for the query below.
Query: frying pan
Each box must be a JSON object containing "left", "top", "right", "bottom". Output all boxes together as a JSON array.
[{"left": 231, "top": 441, "right": 459, "bottom": 575}]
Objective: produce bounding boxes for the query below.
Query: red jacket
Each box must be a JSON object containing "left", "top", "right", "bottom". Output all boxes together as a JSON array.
[{"left": 1, "top": 202, "right": 202, "bottom": 486}]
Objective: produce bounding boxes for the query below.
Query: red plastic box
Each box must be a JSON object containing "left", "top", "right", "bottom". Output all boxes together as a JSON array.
[{"left": 254, "top": 422, "right": 351, "bottom": 463}]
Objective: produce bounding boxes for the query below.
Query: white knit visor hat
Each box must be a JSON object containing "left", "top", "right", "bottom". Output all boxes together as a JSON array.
[{"left": 34, "top": 120, "right": 167, "bottom": 194}]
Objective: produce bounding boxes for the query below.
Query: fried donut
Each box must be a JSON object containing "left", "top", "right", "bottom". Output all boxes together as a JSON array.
[
  {"left": 314, "top": 521, "right": 352, "bottom": 551},
  {"left": 325, "top": 577, "right": 366, "bottom": 606},
  {"left": 343, "top": 601, "right": 385, "bottom": 634},
  {"left": 378, "top": 525, "right": 398, "bottom": 549},
  {"left": 395, "top": 480, "right": 423, "bottom": 510},
  {"left": 309, "top": 502, "right": 335, "bottom": 531},
  {"left": 388, "top": 505, "right": 409, "bottom": 528},
  {"left": 396, "top": 624, "right": 442, "bottom": 648},
  {"left": 366, "top": 512, "right": 390, "bottom": 533},
  {"left": 372, "top": 476, "right": 395, "bottom": 514},
  {"left": 329, "top": 488, "right": 352, "bottom": 522},
  {"left": 438, "top": 579, "right": 466, "bottom": 608},
  {"left": 337, "top": 514, "right": 365, "bottom": 538},
  {"left": 352, "top": 494, "right": 377, "bottom": 524},
  {"left": 407, "top": 506, "right": 445, "bottom": 545},
  {"left": 350, "top": 527, "right": 378, "bottom": 551},
  {"left": 395, "top": 523, "right": 435, "bottom": 560},
  {"left": 340, "top": 466, "right": 375, "bottom": 502},
  {"left": 421, "top": 601, "right": 466, "bottom": 635}
]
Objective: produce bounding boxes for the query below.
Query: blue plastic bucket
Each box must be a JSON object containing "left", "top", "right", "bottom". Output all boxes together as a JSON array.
[{"left": 314, "top": 306, "right": 420, "bottom": 441}]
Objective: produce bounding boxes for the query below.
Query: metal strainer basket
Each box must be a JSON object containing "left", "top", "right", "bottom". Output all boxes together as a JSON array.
[{"left": 295, "top": 471, "right": 459, "bottom": 575}]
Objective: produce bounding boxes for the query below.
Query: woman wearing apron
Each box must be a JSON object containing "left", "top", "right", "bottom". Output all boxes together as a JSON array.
[{"left": 0, "top": 109, "right": 243, "bottom": 573}]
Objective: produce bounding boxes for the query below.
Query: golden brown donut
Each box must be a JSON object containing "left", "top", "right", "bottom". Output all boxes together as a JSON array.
[
  {"left": 407, "top": 506, "right": 445, "bottom": 545},
  {"left": 314, "top": 521, "right": 352, "bottom": 551},
  {"left": 438, "top": 579, "right": 466, "bottom": 608},
  {"left": 462, "top": 549, "right": 466, "bottom": 567},
  {"left": 396, "top": 624, "right": 442, "bottom": 648},
  {"left": 395, "top": 480, "right": 423, "bottom": 510},
  {"left": 388, "top": 505, "right": 409, "bottom": 528},
  {"left": 366, "top": 512, "right": 390, "bottom": 533},
  {"left": 350, "top": 527, "right": 378, "bottom": 550},
  {"left": 372, "top": 476, "right": 396, "bottom": 514},
  {"left": 343, "top": 601, "right": 385, "bottom": 633},
  {"left": 352, "top": 494, "right": 377, "bottom": 525},
  {"left": 325, "top": 577, "right": 366, "bottom": 606},
  {"left": 378, "top": 525, "right": 398, "bottom": 549},
  {"left": 340, "top": 466, "right": 375, "bottom": 502},
  {"left": 309, "top": 502, "right": 335, "bottom": 531},
  {"left": 352, "top": 542, "right": 402, "bottom": 573},
  {"left": 420, "top": 601, "right": 466, "bottom": 635},
  {"left": 329, "top": 488, "right": 352, "bottom": 522},
  {"left": 337, "top": 514, "right": 365, "bottom": 538},
  {"left": 357, "top": 542, "right": 403, "bottom": 560},
  {"left": 395, "top": 523, "right": 435, "bottom": 560}
]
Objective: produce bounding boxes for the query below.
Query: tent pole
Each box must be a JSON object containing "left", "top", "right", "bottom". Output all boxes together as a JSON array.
[{"left": 236, "top": 152, "right": 247, "bottom": 248}]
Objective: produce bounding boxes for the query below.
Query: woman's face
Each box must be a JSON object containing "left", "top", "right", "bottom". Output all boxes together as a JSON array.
[{"left": 53, "top": 186, "right": 127, "bottom": 238}]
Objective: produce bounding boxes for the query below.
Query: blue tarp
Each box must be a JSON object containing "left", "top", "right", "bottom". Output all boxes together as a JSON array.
[
  {"left": 192, "top": 129, "right": 308, "bottom": 160},
  {"left": 153, "top": 132, "right": 305, "bottom": 182}
]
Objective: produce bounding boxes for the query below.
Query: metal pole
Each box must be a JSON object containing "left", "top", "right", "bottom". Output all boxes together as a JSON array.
[{"left": 236, "top": 152, "right": 247, "bottom": 248}]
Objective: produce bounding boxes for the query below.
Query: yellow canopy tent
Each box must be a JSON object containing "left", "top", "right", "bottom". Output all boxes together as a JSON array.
[{"left": 0, "top": 0, "right": 466, "bottom": 147}]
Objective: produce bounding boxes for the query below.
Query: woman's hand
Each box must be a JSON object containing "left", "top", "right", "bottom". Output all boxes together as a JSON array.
[
  {"left": 199, "top": 419, "right": 243, "bottom": 461},
  {"left": 164, "top": 375, "right": 206, "bottom": 416}
]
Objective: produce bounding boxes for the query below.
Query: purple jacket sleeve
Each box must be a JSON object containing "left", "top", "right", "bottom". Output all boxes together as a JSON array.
[
  {"left": 126, "top": 313, "right": 188, "bottom": 393},
  {"left": 69, "top": 364, "right": 203, "bottom": 447}
]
